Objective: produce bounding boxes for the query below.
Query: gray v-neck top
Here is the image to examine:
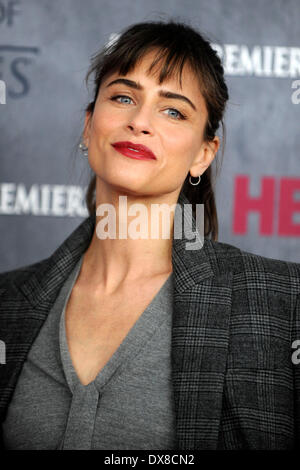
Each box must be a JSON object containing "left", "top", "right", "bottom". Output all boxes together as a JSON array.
[{"left": 2, "top": 255, "right": 177, "bottom": 450}]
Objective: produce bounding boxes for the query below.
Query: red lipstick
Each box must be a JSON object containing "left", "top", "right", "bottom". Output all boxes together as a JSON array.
[{"left": 111, "top": 141, "right": 157, "bottom": 160}]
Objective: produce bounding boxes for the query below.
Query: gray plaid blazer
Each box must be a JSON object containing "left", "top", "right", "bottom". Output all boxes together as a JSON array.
[{"left": 0, "top": 192, "right": 300, "bottom": 450}]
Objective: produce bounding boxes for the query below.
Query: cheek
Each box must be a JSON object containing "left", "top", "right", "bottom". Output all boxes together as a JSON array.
[
  {"left": 91, "top": 115, "right": 111, "bottom": 138},
  {"left": 164, "top": 129, "right": 199, "bottom": 169},
  {"left": 90, "top": 104, "right": 123, "bottom": 139}
]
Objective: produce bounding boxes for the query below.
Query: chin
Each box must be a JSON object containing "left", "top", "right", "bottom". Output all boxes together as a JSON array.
[
  {"left": 94, "top": 169, "right": 154, "bottom": 195},
  {"left": 111, "top": 173, "right": 150, "bottom": 190},
  {"left": 110, "top": 183, "right": 150, "bottom": 197}
]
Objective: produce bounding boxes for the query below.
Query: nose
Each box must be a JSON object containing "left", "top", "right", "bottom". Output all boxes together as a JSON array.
[{"left": 126, "top": 105, "right": 154, "bottom": 135}]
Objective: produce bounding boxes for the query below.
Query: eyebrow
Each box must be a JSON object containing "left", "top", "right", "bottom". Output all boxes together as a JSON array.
[{"left": 105, "top": 78, "right": 197, "bottom": 111}]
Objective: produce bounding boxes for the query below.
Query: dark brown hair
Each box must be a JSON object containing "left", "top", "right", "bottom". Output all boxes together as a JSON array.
[{"left": 83, "top": 19, "right": 229, "bottom": 240}]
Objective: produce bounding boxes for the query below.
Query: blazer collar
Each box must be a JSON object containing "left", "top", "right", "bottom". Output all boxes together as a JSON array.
[
  {"left": 19, "top": 192, "right": 214, "bottom": 307},
  {"left": 15, "top": 192, "right": 233, "bottom": 450}
]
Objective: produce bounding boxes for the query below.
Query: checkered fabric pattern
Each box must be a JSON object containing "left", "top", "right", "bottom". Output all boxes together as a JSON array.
[{"left": 0, "top": 192, "right": 300, "bottom": 450}]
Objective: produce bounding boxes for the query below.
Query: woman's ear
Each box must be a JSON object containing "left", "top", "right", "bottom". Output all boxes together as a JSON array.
[
  {"left": 83, "top": 111, "right": 92, "bottom": 146},
  {"left": 189, "top": 136, "right": 220, "bottom": 177}
]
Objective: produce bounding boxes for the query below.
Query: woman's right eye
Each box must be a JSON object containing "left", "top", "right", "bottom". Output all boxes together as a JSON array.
[{"left": 110, "top": 94, "right": 133, "bottom": 104}]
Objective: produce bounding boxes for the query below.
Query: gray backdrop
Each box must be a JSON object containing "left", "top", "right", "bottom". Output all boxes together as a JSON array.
[{"left": 0, "top": 0, "right": 299, "bottom": 271}]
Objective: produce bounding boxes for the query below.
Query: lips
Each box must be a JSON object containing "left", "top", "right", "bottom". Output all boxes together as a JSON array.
[{"left": 111, "top": 141, "right": 157, "bottom": 160}]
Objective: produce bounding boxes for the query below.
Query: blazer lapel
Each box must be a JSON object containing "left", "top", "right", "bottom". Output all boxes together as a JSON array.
[
  {"left": 171, "top": 194, "right": 233, "bottom": 450},
  {"left": 0, "top": 214, "right": 95, "bottom": 422}
]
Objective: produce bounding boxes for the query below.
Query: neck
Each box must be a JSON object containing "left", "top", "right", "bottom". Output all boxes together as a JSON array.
[{"left": 81, "top": 181, "right": 182, "bottom": 293}]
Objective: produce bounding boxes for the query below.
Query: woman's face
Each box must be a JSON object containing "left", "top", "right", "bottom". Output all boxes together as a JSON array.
[{"left": 83, "top": 49, "right": 220, "bottom": 199}]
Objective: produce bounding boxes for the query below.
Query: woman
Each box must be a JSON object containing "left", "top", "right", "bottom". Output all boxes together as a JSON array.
[{"left": 0, "top": 19, "right": 300, "bottom": 450}]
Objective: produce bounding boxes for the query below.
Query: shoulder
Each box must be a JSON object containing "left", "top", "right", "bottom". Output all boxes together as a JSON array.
[
  {"left": 206, "top": 238, "right": 300, "bottom": 294},
  {"left": 0, "top": 257, "right": 49, "bottom": 294},
  {"left": 0, "top": 214, "right": 94, "bottom": 297},
  {"left": 207, "top": 240, "right": 300, "bottom": 350}
]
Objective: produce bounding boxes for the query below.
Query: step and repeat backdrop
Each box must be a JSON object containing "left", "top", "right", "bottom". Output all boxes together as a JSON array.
[{"left": 0, "top": 0, "right": 299, "bottom": 270}]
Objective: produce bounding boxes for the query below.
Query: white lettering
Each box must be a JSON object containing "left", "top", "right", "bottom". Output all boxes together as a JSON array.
[
  {"left": 0, "top": 79, "right": 6, "bottom": 104},
  {"left": 0, "top": 183, "right": 15, "bottom": 213},
  {"left": 291, "top": 80, "right": 300, "bottom": 104},
  {"left": 0, "top": 183, "right": 88, "bottom": 217},
  {"left": 211, "top": 43, "right": 300, "bottom": 77}
]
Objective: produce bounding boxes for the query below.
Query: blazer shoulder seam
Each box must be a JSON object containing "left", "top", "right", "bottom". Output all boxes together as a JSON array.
[{"left": 0, "top": 257, "right": 50, "bottom": 289}]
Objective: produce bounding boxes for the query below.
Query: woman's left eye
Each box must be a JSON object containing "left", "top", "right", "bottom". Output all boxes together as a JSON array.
[
  {"left": 163, "top": 108, "right": 186, "bottom": 120},
  {"left": 110, "top": 94, "right": 133, "bottom": 105},
  {"left": 109, "top": 95, "right": 186, "bottom": 120}
]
